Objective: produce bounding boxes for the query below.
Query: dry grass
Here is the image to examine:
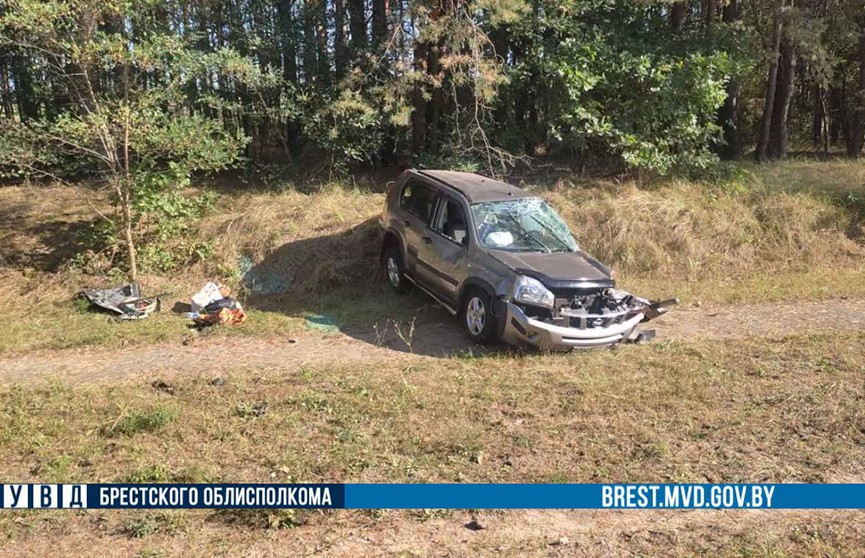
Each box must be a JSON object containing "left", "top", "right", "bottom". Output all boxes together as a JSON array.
[
  {"left": 747, "top": 158, "right": 865, "bottom": 198},
  {"left": 0, "top": 331, "right": 863, "bottom": 554},
  {"left": 546, "top": 177, "right": 863, "bottom": 279},
  {"left": 1, "top": 161, "right": 864, "bottom": 353},
  {"left": 200, "top": 184, "right": 383, "bottom": 295},
  {"left": 4, "top": 332, "right": 862, "bottom": 485}
]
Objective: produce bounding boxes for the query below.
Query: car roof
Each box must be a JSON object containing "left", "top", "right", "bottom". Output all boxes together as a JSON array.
[{"left": 412, "top": 170, "right": 533, "bottom": 203}]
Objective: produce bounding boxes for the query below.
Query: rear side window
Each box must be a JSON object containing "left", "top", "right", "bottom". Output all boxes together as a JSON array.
[
  {"left": 399, "top": 181, "right": 437, "bottom": 224},
  {"left": 432, "top": 197, "right": 468, "bottom": 246}
]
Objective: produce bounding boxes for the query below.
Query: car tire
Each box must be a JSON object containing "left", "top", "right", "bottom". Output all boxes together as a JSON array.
[
  {"left": 461, "top": 287, "right": 497, "bottom": 344},
  {"left": 383, "top": 245, "right": 408, "bottom": 292}
]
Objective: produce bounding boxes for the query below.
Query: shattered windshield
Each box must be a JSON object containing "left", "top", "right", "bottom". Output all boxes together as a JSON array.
[{"left": 471, "top": 198, "right": 578, "bottom": 253}]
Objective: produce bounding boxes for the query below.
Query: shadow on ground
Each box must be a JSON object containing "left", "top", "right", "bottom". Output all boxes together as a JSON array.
[
  {"left": 243, "top": 218, "right": 510, "bottom": 358},
  {"left": 0, "top": 198, "right": 96, "bottom": 272}
]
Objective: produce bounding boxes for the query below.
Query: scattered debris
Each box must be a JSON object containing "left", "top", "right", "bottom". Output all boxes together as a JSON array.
[
  {"left": 305, "top": 313, "right": 339, "bottom": 333},
  {"left": 550, "top": 536, "right": 570, "bottom": 546},
  {"left": 151, "top": 380, "right": 175, "bottom": 395},
  {"left": 172, "top": 301, "right": 192, "bottom": 314},
  {"left": 210, "top": 377, "right": 226, "bottom": 386},
  {"left": 239, "top": 255, "right": 290, "bottom": 294},
  {"left": 627, "top": 329, "right": 656, "bottom": 345},
  {"left": 191, "top": 281, "right": 229, "bottom": 313},
  {"left": 188, "top": 281, "right": 247, "bottom": 327},
  {"left": 80, "top": 282, "right": 164, "bottom": 320}
]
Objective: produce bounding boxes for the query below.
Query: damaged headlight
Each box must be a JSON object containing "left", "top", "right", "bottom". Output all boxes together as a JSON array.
[{"left": 512, "top": 275, "right": 555, "bottom": 308}]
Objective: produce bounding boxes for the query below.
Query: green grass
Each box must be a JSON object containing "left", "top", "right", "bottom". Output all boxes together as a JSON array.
[
  {"left": 109, "top": 404, "right": 178, "bottom": 436},
  {"left": 0, "top": 307, "right": 304, "bottom": 355}
]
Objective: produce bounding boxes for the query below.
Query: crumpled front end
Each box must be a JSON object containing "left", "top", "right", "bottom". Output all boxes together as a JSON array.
[{"left": 499, "top": 288, "right": 677, "bottom": 350}]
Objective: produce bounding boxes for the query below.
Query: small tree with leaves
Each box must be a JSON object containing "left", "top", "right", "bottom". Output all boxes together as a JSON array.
[{"left": 1, "top": 0, "right": 271, "bottom": 279}]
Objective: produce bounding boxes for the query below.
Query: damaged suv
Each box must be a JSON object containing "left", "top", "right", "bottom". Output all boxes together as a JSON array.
[{"left": 379, "top": 170, "right": 677, "bottom": 349}]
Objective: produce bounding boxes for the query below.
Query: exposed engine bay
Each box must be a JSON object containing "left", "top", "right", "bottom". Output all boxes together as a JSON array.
[{"left": 519, "top": 287, "right": 678, "bottom": 333}]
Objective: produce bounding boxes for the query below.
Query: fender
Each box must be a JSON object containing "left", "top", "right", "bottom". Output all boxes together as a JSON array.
[
  {"left": 458, "top": 277, "right": 496, "bottom": 302},
  {"left": 459, "top": 277, "right": 510, "bottom": 340},
  {"left": 380, "top": 227, "right": 405, "bottom": 261}
]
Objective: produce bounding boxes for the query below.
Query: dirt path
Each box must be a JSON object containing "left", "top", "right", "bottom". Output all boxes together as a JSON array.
[{"left": 2, "top": 298, "right": 864, "bottom": 384}]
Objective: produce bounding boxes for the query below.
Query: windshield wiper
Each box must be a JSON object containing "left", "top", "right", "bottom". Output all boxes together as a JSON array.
[{"left": 525, "top": 214, "right": 573, "bottom": 252}]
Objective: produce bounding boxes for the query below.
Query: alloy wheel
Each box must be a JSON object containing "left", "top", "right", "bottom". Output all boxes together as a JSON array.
[{"left": 466, "top": 296, "right": 486, "bottom": 335}]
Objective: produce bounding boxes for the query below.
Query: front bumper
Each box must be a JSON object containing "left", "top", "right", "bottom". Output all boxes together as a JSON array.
[{"left": 500, "top": 302, "right": 645, "bottom": 350}]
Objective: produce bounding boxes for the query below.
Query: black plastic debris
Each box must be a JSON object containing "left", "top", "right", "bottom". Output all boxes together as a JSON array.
[
  {"left": 80, "top": 282, "right": 163, "bottom": 320},
  {"left": 151, "top": 379, "right": 175, "bottom": 394}
]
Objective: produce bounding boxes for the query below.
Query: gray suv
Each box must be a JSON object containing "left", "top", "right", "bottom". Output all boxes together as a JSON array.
[{"left": 379, "top": 170, "right": 676, "bottom": 350}]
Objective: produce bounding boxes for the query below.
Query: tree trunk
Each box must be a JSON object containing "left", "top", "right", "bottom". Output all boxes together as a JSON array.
[
  {"left": 411, "top": 39, "right": 428, "bottom": 155},
  {"left": 372, "top": 0, "right": 389, "bottom": 48},
  {"left": 120, "top": 114, "right": 137, "bottom": 281},
  {"left": 757, "top": 4, "right": 783, "bottom": 161},
  {"left": 812, "top": 85, "right": 824, "bottom": 149},
  {"left": 11, "top": 51, "right": 39, "bottom": 121},
  {"left": 427, "top": 43, "right": 443, "bottom": 152},
  {"left": 829, "top": 85, "right": 843, "bottom": 145},
  {"left": 705, "top": 0, "right": 717, "bottom": 26},
  {"left": 425, "top": 2, "right": 447, "bottom": 153},
  {"left": 121, "top": 179, "right": 137, "bottom": 281},
  {"left": 490, "top": 25, "right": 509, "bottom": 129},
  {"left": 849, "top": 25, "right": 865, "bottom": 157},
  {"left": 671, "top": 2, "right": 686, "bottom": 32},
  {"left": 277, "top": 0, "right": 298, "bottom": 84},
  {"left": 0, "top": 61, "right": 13, "bottom": 119},
  {"left": 0, "top": 4, "right": 10, "bottom": 119},
  {"left": 348, "top": 0, "right": 367, "bottom": 52},
  {"left": 302, "top": 1, "right": 318, "bottom": 86},
  {"left": 315, "top": 0, "right": 331, "bottom": 88},
  {"left": 334, "top": 0, "right": 348, "bottom": 78},
  {"left": 767, "top": 36, "right": 796, "bottom": 159},
  {"left": 717, "top": 0, "right": 741, "bottom": 159}
]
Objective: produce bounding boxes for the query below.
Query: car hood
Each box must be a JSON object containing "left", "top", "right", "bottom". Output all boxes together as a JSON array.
[{"left": 489, "top": 249, "right": 614, "bottom": 289}]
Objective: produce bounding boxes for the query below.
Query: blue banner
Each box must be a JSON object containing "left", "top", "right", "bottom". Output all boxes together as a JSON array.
[{"left": 1, "top": 483, "right": 864, "bottom": 509}]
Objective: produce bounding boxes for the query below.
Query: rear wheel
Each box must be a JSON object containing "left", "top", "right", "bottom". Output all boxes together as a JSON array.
[
  {"left": 461, "top": 288, "right": 497, "bottom": 343},
  {"left": 383, "top": 245, "right": 408, "bottom": 292}
]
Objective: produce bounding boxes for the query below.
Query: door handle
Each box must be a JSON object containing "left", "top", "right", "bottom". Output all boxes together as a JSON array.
[{"left": 422, "top": 235, "right": 433, "bottom": 244}]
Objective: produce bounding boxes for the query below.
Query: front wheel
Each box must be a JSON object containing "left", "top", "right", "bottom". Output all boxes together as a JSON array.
[{"left": 460, "top": 288, "right": 498, "bottom": 343}]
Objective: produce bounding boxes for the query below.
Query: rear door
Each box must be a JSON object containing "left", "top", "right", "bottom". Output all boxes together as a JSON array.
[
  {"left": 414, "top": 193, "right": 470, "bottom": 304},
  {"left": 397, "top": 179, "right": 439, "bottom": 276}
]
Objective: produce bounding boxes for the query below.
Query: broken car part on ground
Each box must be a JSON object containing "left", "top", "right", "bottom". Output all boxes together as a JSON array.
[
  {"left": 80, "top": 282, "right": 163, "bottom": 320},
  {"left": 380, "top": 170, "right": 678, "bottom": 350}
]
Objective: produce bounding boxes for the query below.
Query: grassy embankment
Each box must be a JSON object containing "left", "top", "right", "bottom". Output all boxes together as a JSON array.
[{"left": 0, "top": 159, "right": 863, "bottom": 354}]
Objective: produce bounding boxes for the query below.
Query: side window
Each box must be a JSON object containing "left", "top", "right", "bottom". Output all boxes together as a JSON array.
[
  {"left": 399, "top": 181, "right": 437, "bottom": 225},
  {"left": 433, "top": 197, "right": 468, "bottom": 246}
]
